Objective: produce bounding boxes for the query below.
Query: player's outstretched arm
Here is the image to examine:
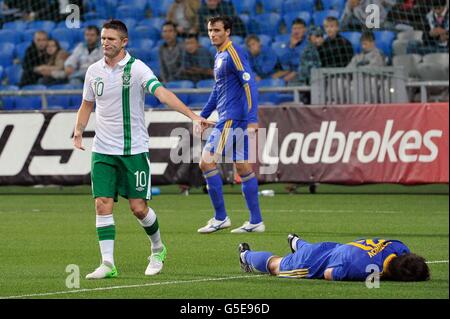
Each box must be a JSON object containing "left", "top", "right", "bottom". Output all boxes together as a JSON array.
[
  {"left": 73, "top": 99, "right": 94, "bottom": 151},
  {"left": 153, "top": 86, "right": 215, "bottom": 129}
]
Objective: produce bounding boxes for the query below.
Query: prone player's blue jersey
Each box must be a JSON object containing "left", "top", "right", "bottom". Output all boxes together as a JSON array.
[
  {"left": 279, "top": 238, "right": 410, "bottom": 280},
  {"left": 328, "top": 239, "right": 410, "bottom": 281},
  {"left": 200, "top": 41, "right": 258, "bottom": 123}
]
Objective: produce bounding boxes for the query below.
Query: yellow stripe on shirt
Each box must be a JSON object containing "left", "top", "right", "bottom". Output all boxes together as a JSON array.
[
  {"left": 244, "top": 83, "right": 252, "bottom": 111},
  {"left": 227, "top": 45, "right": 244, "bottom": 71},
  {"left": 216, "top": 120, "right": 233, "bottom": 154}
]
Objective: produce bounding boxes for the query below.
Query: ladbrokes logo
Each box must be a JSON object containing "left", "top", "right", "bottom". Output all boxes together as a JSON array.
[{"left": 261, "top": 120, "right": 443, "bottom": 166}]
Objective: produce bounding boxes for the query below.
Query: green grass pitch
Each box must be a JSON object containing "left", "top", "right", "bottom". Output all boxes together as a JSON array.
[{"left": 0, "top": 184, "right": 448, "bottom": 299}]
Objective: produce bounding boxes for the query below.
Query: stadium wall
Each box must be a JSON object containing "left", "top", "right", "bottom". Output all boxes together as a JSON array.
[{"left": 0, "top": 103, "right": 448, "bottom": 186}]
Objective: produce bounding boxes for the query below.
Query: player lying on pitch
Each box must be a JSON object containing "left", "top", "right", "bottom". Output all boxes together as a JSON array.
[{"left": 238, "top": 235, "right": 430, "bottom": 281}]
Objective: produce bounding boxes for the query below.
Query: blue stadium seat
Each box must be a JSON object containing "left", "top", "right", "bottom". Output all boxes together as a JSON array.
[
  {"left": 59, "top": 41, "right": 72, "bottom": 52},
  {"left": 148, "top": 0, "right": 174, "bottom": 17},
  {"left": 83, "top": 19, "right": 107, "bottom": 29},
  {"left": 322, "top": 0, "right": 346, "bottom": 12},
  {"left": 22, "top": 29, "right": 39, "bottom": 43},
  {"left": 5, "top": 64, "right": 23, "bottom": 85},
  {"left": 252, "top": 13, "right": 282, "bottom": 37},
  {"left": 341, "top": 31, "right": 362, "bottom": 53},
  {"left": 83, "top": 11, "right": 99, "bottom": 20},
  {"left": 199, "top": 36, "right": 212, "bottom": 49},
  {"left": 148, "top": 47, "right": 160, "bottom": 62},
  {"left": 145, "top": 94, "right": 162, "bottom": 108},
  {"left": 50, "top": 28, "right": 77, "bottom": 47},
  {"left": 313, "top": 10, "right": 341, "bottom": 26},
  {"left": 2, "top": 21, "right": 28, "bottom": 32},
  {"left": 0, "top": 66, "right": 3, "bottom": 80},
  {"left": 148, "top": 60, "right": 160, "bottom": 77},
  {"left": 127, "top": 47, "right": 149, "bottom": 61},
  {"left": 257, "top": 34, "right": 272, "bottom": 47},
  {"left": 284, "top": 11, "right": 312, "bottom": 30},
  {"left": 166, "top": 80, "right": 194, "bottom": 105},
  {"left": 14, "top": 85, "right": 47, "bottom": 110},
  {"left": 0, "top": 85, "right": 19, "bottom": 110},
  {"left": 259, "top": 0, "right": 284, "bottom": 13},
  {"left": 282, "top": 0, "right": 315, "bottom": 14},
  {"left": 15, "top": 42, "right": 30, "bottom": 61},
  {"left": 0, "top": 47, "right": 14, "bottom": 67},
  {"left": 130, "top": 39, "right": 155, "bottom": 50},
  {"left": 209, "top": 46, "right": 217, "bottom": 56},
  {"left": 0, "top": 30, "right": 22, "bottom": 44},
  {"left": 271, "top": 41, "right": 289, "bottom": 60},
  {"left": 92, "top": 0, "right": 118, "bottom": 17},
  {"left": 232, "top": 0, "right": 257, "bottom": 15},
  {"left": 47, "top": 84, "right": 73, "bottom": 109},
  {"left": 119, "top": 0, "right": 147, "bottom": 10},
  {"left": 121, "top": 18, "right": 138, "bottom": 30},
  {"left": 26, "top": 21, "right": 56, "bottom": 33},
  {"left": 274, "top": 34, "right": 290, "bottom": 43},
  {"left": 138, "top": 17, "right": 166, "bottom": 31},
  {"left": 258, "top": 78, "right": 288, "bottom": 104},
  {"left": 129, "top": 26, "right": 160, "bottom": 41},
  {"left": 116, "top": 5, "right": 145, "bottom": 20},
  {"left": 374, "top": 31, "right": 396, "bottom": 57},
  {"left": 230, "top": 35, "right": 244, "bottom": 46},
  {"left": 191, "top": 79, "right": 214, "bottom": 104}
]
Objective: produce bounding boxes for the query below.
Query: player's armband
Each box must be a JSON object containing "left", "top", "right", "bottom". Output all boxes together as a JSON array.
[{"left": 145, "top": 78, "right": 163, "bottom": 95}]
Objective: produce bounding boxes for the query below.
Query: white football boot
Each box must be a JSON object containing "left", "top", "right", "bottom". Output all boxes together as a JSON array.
[
  {"left": 197, "top": 217, "right": 231, "bottom": 234},
  {"left": 85, "top": 261, "right": 118, "bottom": 279},
  {"left": 230, "top": 221, "right": 265, "bottom": 233},
  {"left": 145, "top": 244, "right": 167, "bottom": 276}
]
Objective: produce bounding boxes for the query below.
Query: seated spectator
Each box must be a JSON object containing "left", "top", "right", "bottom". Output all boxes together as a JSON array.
[
  {"left": 245, "top": 35, "right": 277, "bottom": 81},
  {"left": 341, "top": 0, "right": 396, "bottom": 31},
  {"left": 407, "top": 0, "right": 449, "bottom": 54},
  {"left": 347, "top": 31, "right": 386, "bottom": 68},
  {"left": 64, "top": 25, "right": 103, "bottom": 86},
  {"left": 159, "top": 21, "right": 183, "bottom": 83},
  {"left": 166, "top": 0, "right": 200, "bottom": 37},
  {"left": 35, "top": 39, "right": 70, "bottom": 85},
  {"left": 296, "top": 26, "right": 324, "bottom": 86},
  {"left": 180, "top": 33, "right": 214, "bottom": 82},
  {"left": 198, "top": 0, "right": 246, "bottom": 37},
  {"left": 272, "top": 18, "right": 309, "bottom": 83},
  {"left": 19, "top": 30, "right": 49, "bottom": 87},
  {"left": 319, "top": 17, "right": 354, "bottom": 67}
]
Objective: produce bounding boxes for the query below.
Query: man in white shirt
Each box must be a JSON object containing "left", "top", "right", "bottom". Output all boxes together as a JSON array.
[{"left": 73, "top": 19, "right": 211, "bottom": 279}]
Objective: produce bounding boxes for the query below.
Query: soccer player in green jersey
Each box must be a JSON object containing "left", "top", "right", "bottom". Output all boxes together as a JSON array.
[{"left": 73, "top": 20, "right": 211, "bottom": 279}]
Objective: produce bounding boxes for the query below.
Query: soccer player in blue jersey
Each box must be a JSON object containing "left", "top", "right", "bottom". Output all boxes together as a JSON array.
[
  {"left": 197, "top": 16, "right": 264, "bottom": 234},
  {"left": 238, "top": 235, "right": 430, "bottom": 281}
]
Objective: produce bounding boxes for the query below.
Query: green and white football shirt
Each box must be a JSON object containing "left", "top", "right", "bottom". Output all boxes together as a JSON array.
[{"left": 83, "top": 52, "right": 162, "bottom": 155}]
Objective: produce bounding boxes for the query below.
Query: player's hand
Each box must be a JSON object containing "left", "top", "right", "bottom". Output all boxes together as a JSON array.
[
  {"left": 73, "top": 133, "right": 85, "bottom": 151},
  {"left": 191, "top": 115, "right": 215, "bottom": 136}
]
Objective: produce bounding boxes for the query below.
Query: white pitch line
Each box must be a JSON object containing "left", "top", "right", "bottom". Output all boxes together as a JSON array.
[
  {"left": 426, "top": 260, "right": 449, "bottom": 264},
  {"left": 0, "top": 274, "right": 264, "bottom": 300}
]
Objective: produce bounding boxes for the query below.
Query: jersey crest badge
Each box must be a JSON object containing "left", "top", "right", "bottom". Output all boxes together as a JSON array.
[{"left": 122, "top": 73, "right": 131, "bottom": 87}]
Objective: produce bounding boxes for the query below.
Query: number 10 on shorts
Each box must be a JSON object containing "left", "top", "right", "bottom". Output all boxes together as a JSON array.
[{"left": 134, "top": 171, "right": 147, "bottom": 188}]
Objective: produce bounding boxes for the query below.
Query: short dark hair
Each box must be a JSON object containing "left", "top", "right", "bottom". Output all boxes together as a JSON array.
[
  {"left": 245, "top": 34, "right": 260, "bottom": 45},
  {"left": 102, "top": 20, "right": 128, "bottom": 38},
  {"left": 360, "top": 31, "right": 375, "bottom": 42},
  {"left": 292, "top": 18, "right": 306, "bottom": 27},
  {"left": 85, "top": 25, "right": 100, "bottom": 36},
  {"left": 186, "top": 33, "right": 199, "bottom": 41},
  {"left": 325, "top": 16, "right": 340, "bottom": 25},
  {"left": 208, "top": 15, "right": 233, "bottom": 34},
  {"left": 386, "top": 253, "right": 430, "bottom": 282},
  {"left": 163, "top": 21, "right": 177, "bottom": 30}
]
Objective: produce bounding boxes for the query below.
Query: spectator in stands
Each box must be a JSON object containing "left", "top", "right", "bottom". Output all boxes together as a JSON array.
[
  {"left": 35, "top": 39, "right": 70, "bottom": 85},
  {"left": 408, "top": 0, "right": 449, "bottom": 54},
  {"left": 347, "top": 31, "right": 386, "bottom": 68},
  {"left": 245, "top": 35, "right": 278, "bottom": 81},
  {"left": 2, "top": 0, "right": 56, "bottom": 22},
  {"left": 19, "top": 30, "right": 49, "bottom": 87},
  {"left": 319, "top": 17, "right": 354, "bottom": 67},
  {"left": 159, "top": 21, "right": 183, "bottom": 83},
  {"left": 64, "top": 25, "right": 102, "bottom": 86},
  {"left": 180, "top": 33, "right": 214, "bottom": 82},
  {"left": 198, "top": 0, "right": 246, "bottom": 37},
  {"left": 166, "top": 0, "right": 200, "bottom": 37},
  {"left": 272, "top": 18, "right": 309, "bottom": 83},
  {"left": 296, "top": 26, "right": 324, "bottom": 86},
  {"left": 341, "top": 0, "right": 396, "bottom": 31}
]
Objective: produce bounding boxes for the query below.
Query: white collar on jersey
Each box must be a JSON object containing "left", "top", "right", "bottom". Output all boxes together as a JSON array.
[{"left": 101, "top": 51, "right": 131, "bottom": 69}]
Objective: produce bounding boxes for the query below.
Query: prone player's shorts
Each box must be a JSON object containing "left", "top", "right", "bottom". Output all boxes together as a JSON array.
[
  {"left": 203, "top": 119, "right": 248, "bottom": 161},
  {"left": 91, "top": 152, "right": 152, "bottom": 202},
  {"left": 278, "top": 240, "right": 342, "bottom": 279}
]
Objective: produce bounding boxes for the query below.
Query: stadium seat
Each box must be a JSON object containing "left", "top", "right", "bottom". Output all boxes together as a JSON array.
[
  {"left": 231, "top": 0, "right": 257, "bottom": 15},
  {"left": 129, "top": 26, "right": 160, "bottom": 41},
  {"left": 271, "top": 41, "right": 289, "bottom": 58},
  {"left": 0, "top": 30, "right": 22, "bottom": 44},
  {"left": 313, "top": 10, "right": 341, "bottom": 27},
  {"left": 118, "top": 0, "right": 147, "bottom": 10},
  {"left": 130, "top": 39, "right": 155, "bottom": 51},
  {"left": 252, "top": 13, "right": 282, "bottom": 37},
  {"left": 116, "top": 5, "right": 145, "bottom": 20},
  {"left": 50, "top": 28, "right": 77, "bottom": 47},
  {"left": 5, "top": 64, "right": 23, "bottom": 86},
  {"left": 83, "top": 19, "right": 107, "bottom": 29},
  {"left": 2, "top": 21, "right": 28, "bottom": 32},
  {"left": 83, "top": 11, "right": 99, "bottom": 20},
  {"left": 257, "top": 78, "right": 287, "bottom": 104},
  {"left": 22, "top": 29, "right": 39, "bottom": 43},
  {"left": 282, "top": 0, "right": 315, "bottom": 14},
  {"left": 374, "top": 31, "right": 396, "bottom": 57},
  {"left": 259, "top": 0, "right": 284, "bottom": 13},
  {"left": 14, "top": 85, "right": 47, "bottom": 110},
  {"left": 191, "top": 79, "right": 215, "bottom": 104},
  {"left": 59, "top": 41, "right": 72, "bottom": 52},
  {"left": 47, "top": 84, "right": 73, "bottom": 109},
  {"left": 166, "top": 80, "right": 194, "bottom": 105},
  {"left": 26, "top": 20, "right": 56, "bottom": 33},
  {"left": 0, "top": 44, "right": 14, "bottom": 67},
  {"left": 0, "top": 66, "right": 3, "bottom": 80},
  {"left": 274, "top": 34, "right": 290, "bottom": 43},
  {"left": 199, "top": 36, "right": 212, "bottom": 49},
  {"left": 148, "top": 0, "right": 174, "bottom": 17},
  {"left": 127, "top": 47, "right": 148, "bottom": 61},
  {"left": 121, "top": 18, "right": 138, "bottom": 30},
  {"left": 393, "top": 54, "right": 422, "bottom": 79},
  {"left": 0, "top": 85, "right": 19, "bottom": 110},
  {"left": 341, "top": 31, "right": 362, "bottom": 53},
  {"left": 257, "top": 34, "right": 272, "bottom": 47},
  {"left": 148, "top": 61, "right": 160, "bottom": 77},
  {"left": 148, "top": 47, "right": 160, "bottom": 62},
  {"left": 138, "top": 17, "right": 166, "bottom": 31},
  {"left": 92, "top": 0, "right": 118, "bottom": 17},
  {"left": 145, "top": 93, "right": 162, "bottom": 108},
  {"left": 230, "top": 35, "right": 244, "bottom": 46},
  {"left": 322, "top": 0, "right": 346, "bottom": 12},
  {"left": 283, "top": 11, "right": 312, "bottom": 30}
]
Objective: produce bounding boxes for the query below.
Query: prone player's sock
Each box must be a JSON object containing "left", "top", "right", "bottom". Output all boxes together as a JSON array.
[
  {"left": 243, "top": 251, "right": 274, "bottom": 273},
  {"left": 96, "top": 214, "right": 115, "bottom": 266},
  {"left": 241, "top": 172, "right": 262, "bottom": 224},
  {"left": 138, "top": 207, "right": 163, "bottom": 254},
  {"left": 204, "top": 168, "right": 227, "bottom": 221}
]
